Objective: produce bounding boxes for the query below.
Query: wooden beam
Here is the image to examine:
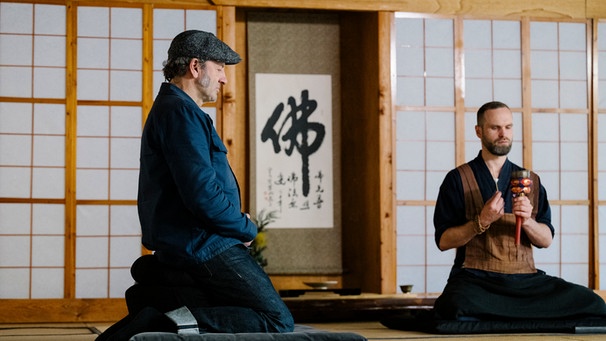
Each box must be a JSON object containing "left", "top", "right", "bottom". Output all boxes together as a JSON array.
[
  {"left": 340, "top": 11, "right": 382, "bottom": 293},
  {"left": 142, "top": 4, "right": 154, "bottom": 122},
  {"left": 454, "top": 17, "right": 466, "bottom": 166},
  {"left": 587, "top": 0, "right": 606, "bottom": 18},
  {"left": 377, "top": 11, "right": 397, "bottom": 294},
  {"left": 24, "top": 0, "right": 601, "bottom": 19},
  {"left": 64, "top": 0, "right": 78, "bottom": 300},
  {"left": 210, "top": 0, "right": 589, "bottom": 19},
  {"left": 0, "top": 299, "right": 127, "bottom": 323}
]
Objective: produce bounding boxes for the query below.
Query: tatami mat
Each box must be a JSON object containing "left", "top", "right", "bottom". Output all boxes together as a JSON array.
[
  {"left": 306, "top": 321, "right": 606, "bottom": 340},
  {"left": 0, "top": 323, "right": 99, "bottom": 340},
  {"left": 2, "top": 321, "right": 606, "bottom": 340}
]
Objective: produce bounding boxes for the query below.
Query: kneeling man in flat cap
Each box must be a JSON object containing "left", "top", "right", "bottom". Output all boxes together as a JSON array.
[{"left": 97, "top": 30, "right": 294, "bottom": 340}]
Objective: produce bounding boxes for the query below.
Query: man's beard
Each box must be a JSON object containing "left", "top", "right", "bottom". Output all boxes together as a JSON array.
[
  {"left": 483, "top": 137, "right": 512, "bottom": 156},
  {"left": 197, "top": 74, "right": 215, "bottom": 102}
]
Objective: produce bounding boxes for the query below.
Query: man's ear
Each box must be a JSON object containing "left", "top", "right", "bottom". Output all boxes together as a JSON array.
[
  {"left": 189, "top": 58, "right": 201, "bottom": 76},
  {"left": 475, "top": 125, "right": 482, "bottom": 138}
]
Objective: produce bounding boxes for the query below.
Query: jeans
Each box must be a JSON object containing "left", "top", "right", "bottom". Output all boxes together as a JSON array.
[
  {"left": 126, "top": 244, "right": 294, "bottom": 333},
  {"left": 182, "top": 244, "right": 294, "bottom": 333}
]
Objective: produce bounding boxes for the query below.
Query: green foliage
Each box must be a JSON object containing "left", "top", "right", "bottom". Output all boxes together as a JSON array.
[{"left": 250, "top": 209, "right": 278, "bottom": 268}]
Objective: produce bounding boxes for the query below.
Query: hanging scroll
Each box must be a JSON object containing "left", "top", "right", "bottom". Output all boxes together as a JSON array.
[{"left": 255, "top": 73, "right": 334, "bottom": 228}]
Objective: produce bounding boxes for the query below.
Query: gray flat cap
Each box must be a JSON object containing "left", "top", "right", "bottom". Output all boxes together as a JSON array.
[{"left": 167, "top": 30, "right": 241, "bottom": 65}]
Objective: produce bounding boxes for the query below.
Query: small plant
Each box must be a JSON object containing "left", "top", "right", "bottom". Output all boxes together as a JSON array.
[{"left": 250, "top": 209, "right": 278, "bottom": 268}]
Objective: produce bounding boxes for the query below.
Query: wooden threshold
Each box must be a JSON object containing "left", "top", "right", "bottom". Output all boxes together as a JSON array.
[{"left": 0, "top": 298, "right": 127, "bottom": 323}]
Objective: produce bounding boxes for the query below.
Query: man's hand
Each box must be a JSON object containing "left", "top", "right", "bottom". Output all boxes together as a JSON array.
[
  {"left": 243, "top": 213, "right": 254, "bottom": 247},
  {"left": 511, "top": 195, "right": 552, "bottom": 248},
  {"left": 479, "top": 191, "right": 505, "bottom": 227},
  {"left": 513, "top": 195, "right": 532, "bottom": 222}
]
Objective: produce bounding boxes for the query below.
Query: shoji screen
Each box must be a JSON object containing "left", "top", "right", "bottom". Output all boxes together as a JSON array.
[
  {"left": 394, "top": 16, "right": 457, "bottom": 293},
  {"left": 395, "top": 15, "right": 595, "bottom": 292},
  {"left": 75, "top": 5, "right": 144, "bottom": 298},
  {"left": 529, "top": 21, "right": 590, "bottom": 285},
  {"left": 72, "top": 6, "right": 217, "bottom": 299},
  {"left": 0, "top": 2, "right": 67, "bottom": 298},
  {"left": 463, "top": 20, "right": 524, "bottom": 165},
  {"left": 0, "top": 2, "right": 217, "bottom": 299}
]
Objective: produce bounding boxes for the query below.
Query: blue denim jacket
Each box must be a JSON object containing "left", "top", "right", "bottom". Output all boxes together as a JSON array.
[{"left": 138, "top": 83, "right": 257, "bottom": 266}]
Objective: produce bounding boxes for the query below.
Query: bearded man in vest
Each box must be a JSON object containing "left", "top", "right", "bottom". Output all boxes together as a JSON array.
[{"left": 432, "top": 101, "right": 606, "bottom": 321}]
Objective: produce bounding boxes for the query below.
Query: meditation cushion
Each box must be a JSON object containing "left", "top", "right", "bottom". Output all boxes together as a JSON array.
[{"left": 129, "top": 325, "right": 367, "bottom": 340}]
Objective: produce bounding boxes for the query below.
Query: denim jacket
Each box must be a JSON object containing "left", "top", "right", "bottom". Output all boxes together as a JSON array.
[{"left": 138, "top": 83, "right": 257, "bottom": 266}]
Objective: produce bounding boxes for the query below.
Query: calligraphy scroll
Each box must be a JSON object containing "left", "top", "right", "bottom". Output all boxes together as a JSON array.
[{"left": 255, "top": 73, "right": 334, "bottom": 228}]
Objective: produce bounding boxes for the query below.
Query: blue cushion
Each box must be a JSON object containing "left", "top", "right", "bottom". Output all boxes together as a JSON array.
[{"left": 129, "top": 325, "right": 367, "bottom": 341}]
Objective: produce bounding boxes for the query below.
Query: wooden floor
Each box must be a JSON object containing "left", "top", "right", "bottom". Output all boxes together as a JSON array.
[{"left": 1, "top": 321, "right": 606, "bottom": 340}]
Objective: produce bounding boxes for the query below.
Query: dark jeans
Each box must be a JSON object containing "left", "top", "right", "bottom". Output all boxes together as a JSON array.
[{"left": 127, "top": 245, "right": 294, "bottom": 333}]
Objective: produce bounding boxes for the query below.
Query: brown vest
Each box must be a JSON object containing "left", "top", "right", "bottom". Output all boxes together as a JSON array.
[{"left": 458, "top": 163, "right": 538, "bottom": 274}]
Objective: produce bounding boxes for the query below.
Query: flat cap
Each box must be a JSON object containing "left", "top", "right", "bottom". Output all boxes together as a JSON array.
[{"left": 167, "top": 30, "right": 241, "bottom": 65}]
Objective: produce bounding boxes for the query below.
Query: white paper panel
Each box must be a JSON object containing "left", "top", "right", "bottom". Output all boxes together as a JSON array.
[
  {"left": 109, "top": 169, "right": 138, "bottom": 200},
  {"left": 76, "top": 236, "right": 108, "bottom": 268},
  {"left": 78, "top": 7, "right": 109, "bottom": 37},
  {"left": 32, "top": 168, "right": 64, "bottom": 198},
  {"left": 0, "top": 135, "right": 31, "bottom": 165},
  {"left": 32, "top": 204, "right": 65, "bottom": 235},
  {"left": 78, "top": 38, "right": 109, "bottom": 69},
  {"left": 33, "top": 136, "right": 65, "bottom": 166},
  {"left": 109, "top": 268, "right": 134, "bottom": 298},
  {"left": 34, "top": 36, "right": 65, "bottom": 67},
  {"left": 110, "top": 70, "right": 142, "bottom": 101},
  {"left": 110, "top": 39, "right": 142, "bottom": 70},
  {"left": 33, "top": 67, "right": 65, "bottom": 98},
  {"left": 0, "top": 236, "right": 30, "bottom": 267},
  {"left": 77, "top": 70, "right": 109, "bottom": 100},
  {"left": 0, "top": 203, "right": 31, "bottom": 234},
  {"left": 0, "top": 167, "right": 31, "bottom": 197},
  {"left": 0, "top": 67, "right": 33, "bottom": 98},
  {"left": 77, "top": 137, "right": 109, "bottom": 168},
  {"left": 109, "top": 205, "right": 140, "bottom": 235},
  {"left": 464, "top": 20, "right": 490, "bottom": 48},
  {"left": 109, "top": 236, "right": 140, "bottom": 267},
  {"left": 397, "top": 141, "right": 424, "bottom": 170},
  {"left": 77, "top": 205, "right": 109, "bottom": 236},
  {"left": 35, "top": 5, "right": 65, "bottom": 35},
  {"left": 396, "top": 170, "right": 425, "bottom": 200},
  {"left": 75, "top": 269, "right": 108, "bottom": 298},
  {"left": 34, "top": 104, "right": 65, "bottom": 135},
  {"left": 31, "top": 268, "right": 64, "bottom": 298},
  {"left": 494, "top": 80, "right": 522, "bottom": 107},
  {"left": 32, "top": 236, "right": 64, "bottom": 267},
  {"left": 78, "top": 106, "right": 110, "bottom": 136},
  {"left": 111, "top": 8, "right": 142, "bottom": 38},
  {"left": 111, "top": 108, "right": 142, "bottom": 137},
  {"left": 0, "top": 103, "right": 32, "bottom": 133},
  {"left": 110, "top": 138, "right": 140, "bottom": 168},
  {"left": 76, "top": 169, "right": 109, "bottom": 199},
  {"left": 0, "top": 35, "right": 32, "bottom": 65},
  {"left": 0, "top": 3, "right": 32, "bottom": 34},
  {"left": 0, "top": 269, "right": 29, "bottom": 298}
]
